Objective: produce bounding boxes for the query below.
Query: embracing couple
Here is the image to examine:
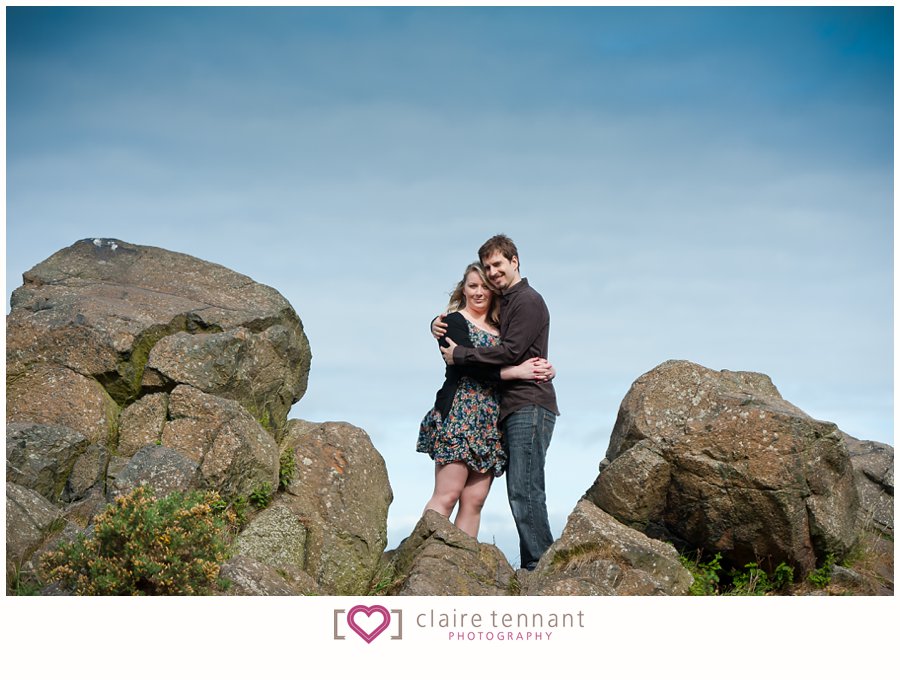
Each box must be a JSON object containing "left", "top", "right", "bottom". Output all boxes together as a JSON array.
[{"left": 416, "top": 234, "right": 559, "bottom": 571}]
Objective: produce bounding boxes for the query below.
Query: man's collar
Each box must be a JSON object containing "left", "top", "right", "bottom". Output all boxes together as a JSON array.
[{"left": 501, "top": 277, "right": 528, "bottom": 297}]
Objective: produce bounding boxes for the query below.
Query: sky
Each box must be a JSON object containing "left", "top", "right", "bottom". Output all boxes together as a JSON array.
[{"left": 4, "top": 5, "right": 894, "bottom": 571}]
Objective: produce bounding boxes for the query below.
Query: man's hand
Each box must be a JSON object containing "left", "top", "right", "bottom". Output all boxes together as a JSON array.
[
  {"left": 431, "top": 313, "right": 448, "bottom": 340},
  {"left": 440, "top": 336, "right": 457, "bottom": 365}
]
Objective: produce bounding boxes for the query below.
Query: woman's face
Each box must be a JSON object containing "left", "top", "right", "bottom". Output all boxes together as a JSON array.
[{"left": 464, "top": 271, "right": 492, "bottom": 313}]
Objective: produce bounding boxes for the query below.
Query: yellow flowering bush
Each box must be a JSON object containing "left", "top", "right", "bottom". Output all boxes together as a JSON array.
[{"left": 40, "top": 486, "right": 235, "bottom": 595}]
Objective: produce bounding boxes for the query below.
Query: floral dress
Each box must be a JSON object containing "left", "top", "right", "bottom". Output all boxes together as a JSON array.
[{"left": 416, "top": 319, "right": 506, "bottom": 477}]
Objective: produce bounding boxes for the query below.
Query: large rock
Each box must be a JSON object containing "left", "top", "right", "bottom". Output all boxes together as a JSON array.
[
  {"left": 6, "top": 423, "right": 91, "bottom": 504},
  {"left": 278, "top": 419, "right": 393, "bottom": 595},
  {"left": 108, "top": 445, "right": 201, "bottom": 498},
  {"left": 844, "top": 433, "right": 894, "bottom": 537},
  {"left": 161, "top": 385, "right": 279, "bottom": 498},
  {"left": 146, "top": 323, "right": 307, "bottom": 435},
  {"left": 586, "top": 360, "right": 860, "bottom": 576},
  {"left": 6, "top": 365, "right": 119, "bottom": 448},
  {"left": 7, "top": 238, "right": 311, "bottom": 437},
  {"left": 232, "top": 503, "right": 308, "bottom": 569},
  {"left": 387, "top": 510, "right": 515, "bottom": 596},
  {"left": 527, "top": 499, "right": 692, "bottom": 595}
]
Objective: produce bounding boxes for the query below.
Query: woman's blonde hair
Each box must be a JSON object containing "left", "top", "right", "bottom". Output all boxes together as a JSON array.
[{"left": 447, "top": 262, "right": 500, "bottom": 327}]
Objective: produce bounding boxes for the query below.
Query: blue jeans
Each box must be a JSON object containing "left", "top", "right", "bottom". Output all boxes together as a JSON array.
[{"left": 503, "top": 405, "right": 556, "bottom": 570}]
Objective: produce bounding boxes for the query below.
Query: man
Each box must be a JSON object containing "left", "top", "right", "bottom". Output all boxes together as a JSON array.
[{"left": 436, "top": 234, "right": 559, "bottom": 570}]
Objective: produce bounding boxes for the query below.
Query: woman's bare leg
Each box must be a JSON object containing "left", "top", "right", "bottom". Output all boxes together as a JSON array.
[
  {"left": 455, "top": 470, "right": 493, "bottom": 538},
  {"left": 423, "top": 461, "right": 469, "bottom": 518}
]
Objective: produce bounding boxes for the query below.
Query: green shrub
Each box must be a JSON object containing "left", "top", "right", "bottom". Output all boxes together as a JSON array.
[
  {"left": 367, "top": 562, "right": 399, "bottom": 596},
  {"left": 10, "top": 566, "right": 42, "bottom": 596},
  {"left": 680, "top": 551, "right": 723, "bottom": 595},
  {"left": 40, "top": 486, "right": 234, "bottom": 595},
  {"left": 249, "top": 482, "right": 273, "bottom": 509},
  {"left": 279, "top": 448, "right": 296, "bottom": 491},
  {"left": 231, "top": 495, "right": 250, "bottom": 526},
  {"left": 680, "top": 552, "right": 795, "bottom": 595},
  {"left": 728, "top": 561, "right": 794, "bottom": 595},
  {"left": 808, "top": 554, "right": 836, "bottom": 589},
  {"left": 771, "top": 562, "right": 795, "bottom": 591}
]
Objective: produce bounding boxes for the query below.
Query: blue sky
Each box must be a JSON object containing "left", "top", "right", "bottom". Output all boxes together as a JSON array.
[{"left": 5, "top": 5, "right": 894, "bottom": 567}]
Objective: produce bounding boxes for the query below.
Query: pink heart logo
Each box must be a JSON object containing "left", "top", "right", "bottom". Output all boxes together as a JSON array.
[{"left": 346, "top": 605, "right": 391, "bottom": 644}]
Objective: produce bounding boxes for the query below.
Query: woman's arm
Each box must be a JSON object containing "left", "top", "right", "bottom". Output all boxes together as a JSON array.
[{"left": 439, "top": 313, "right": 503, "bottom": 383}]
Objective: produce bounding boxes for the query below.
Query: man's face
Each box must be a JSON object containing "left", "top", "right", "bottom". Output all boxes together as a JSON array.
[{"left": 481, "top": 250, "right": 519, "bottom": 291}]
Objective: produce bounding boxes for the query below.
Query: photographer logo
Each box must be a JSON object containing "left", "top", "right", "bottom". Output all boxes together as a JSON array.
[{"left": 334, "top": 605, "right": 402, "bottom": 643}]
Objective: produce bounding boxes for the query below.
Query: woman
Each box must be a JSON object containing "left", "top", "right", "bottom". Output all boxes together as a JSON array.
[{"left": 416, "top": 262, "right": 554, "bottom": 539}]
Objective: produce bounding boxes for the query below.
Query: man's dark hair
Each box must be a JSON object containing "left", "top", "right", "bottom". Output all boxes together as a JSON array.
[{"left": 478, "top": 234, "right": 519, "bottom": 267}]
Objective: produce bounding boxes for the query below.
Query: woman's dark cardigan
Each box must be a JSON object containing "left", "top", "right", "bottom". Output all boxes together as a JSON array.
[{"left": 431, "top": 311, "right": 501, "bottom": 418}]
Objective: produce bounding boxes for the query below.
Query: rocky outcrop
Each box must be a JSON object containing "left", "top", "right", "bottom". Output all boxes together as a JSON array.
[
  {"left": 277, "top": 420, "right": 393, "bottom": 595},
  {"left": 8, "top": 239, "right": 889, "bottom": 596},
  {"left": 527, "top": 499, "right": 693, "bottom": 595},
  {"left": 384, "top": 503, "right": 691, "bottom": 596},
  {"left": 844, "top": 433, "right": 894, "bottom": 536},
  {"left": 586, "top": 360, "right": 861, "bottom": 576},
  {"left": 218, "top": 420, "right": 395, "bottom": 596},
  {"left": 7, "top": 238, "right": 310, "bottom": 439},
  {"left": 4, "top": 239, "right": 321, "bottom": 594},
  {"left": 386, "top": 510, "right": 515, "bottom": 596}
]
